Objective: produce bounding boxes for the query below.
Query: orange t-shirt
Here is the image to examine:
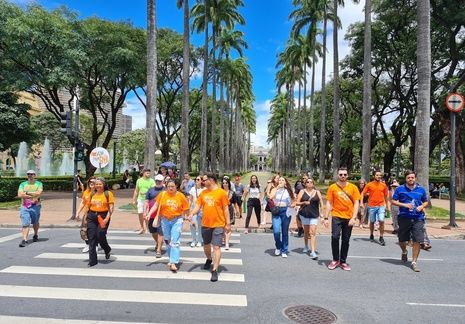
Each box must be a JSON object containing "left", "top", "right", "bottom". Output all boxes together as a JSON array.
[
  {"left": 326, "top": 182, "right": 361, "bottom": 219},
  {"left": 82, "top": 189, "right": 92, "bottom": 205},
  {"left": 155, "top": 191, "right": 189, "bottom": 220},
  {"left": 361, "top": 181, "right": 388, "bottom": 207},
  {"left": 87, "top": 191, "right": 114, "bottom": 212},
  {"left": 197, "top": 188, "right": 229, "bottom": 228}
]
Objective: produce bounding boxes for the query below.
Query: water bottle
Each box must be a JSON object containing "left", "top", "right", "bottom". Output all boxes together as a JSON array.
[{"left": 410, "top": 199, "right": 416, "bottom": 216}]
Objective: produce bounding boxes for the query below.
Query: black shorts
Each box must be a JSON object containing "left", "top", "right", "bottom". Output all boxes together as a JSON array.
[
  {"left": 148, "top": 218, "right": 163, "bottom": 235},
  {"left": 235, "top": 195, "right": 243, "bottom": 207},
  {"left": 202, "top": 227, "right": 224, "bottom": 246},
  {"left": 398, "top": 217, "right": 424, "bottom": 243}
]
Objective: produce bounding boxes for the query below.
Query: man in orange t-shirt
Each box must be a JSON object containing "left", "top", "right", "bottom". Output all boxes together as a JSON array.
[
  {"left": 361, "top": 170, "right": 391, "bottom": 246},
  {"left": 189, "top": 173, "right": 230, "bottom": 282},
  {"left": 324, "top": 167, "right": 360, "bottom": 271}
]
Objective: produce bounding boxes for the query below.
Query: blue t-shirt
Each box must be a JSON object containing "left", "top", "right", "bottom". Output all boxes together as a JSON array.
[
  {"left": 183, "top": 179, "right": 195, "bottom": 195},
  {"left": 392, "top": 184, "right": 428, "bottom": 220},
  {"left": 145, "top": 186, "right": 165, "bottom": 209}
]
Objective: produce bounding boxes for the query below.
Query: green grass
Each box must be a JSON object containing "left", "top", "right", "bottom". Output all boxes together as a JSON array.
[
  {"left": 0, "top": 199, "right": 21, "bottom": 209},
  {"left": 427, "top": 206, "right": 465, "bottom": 219},
  {"left": 118, "top": 203, "right": 137, "bottom": 212}
]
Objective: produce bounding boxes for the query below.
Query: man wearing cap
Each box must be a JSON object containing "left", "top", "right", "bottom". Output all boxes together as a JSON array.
[
  {"left": 144, "top": 174, "right": 165, "bottom": 257},
  {"left": 17, "top": 170, "right": 43, "bottom": 247},
  {"left": 132, "top": 169, "right": 155, "bottom": 234},
  {"left": 233, "top": 176, "right": 244, "bottom": 218}
]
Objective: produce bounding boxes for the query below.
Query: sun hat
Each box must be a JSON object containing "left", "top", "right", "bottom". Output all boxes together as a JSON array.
[
  {"left": 155, "top": 174, "right": 164, "bottom": 181},
  {"left": 26, "top": 170, "right": 36, "bottom": 175}
]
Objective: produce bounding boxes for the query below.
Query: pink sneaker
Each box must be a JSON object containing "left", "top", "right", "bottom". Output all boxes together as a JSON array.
[
  {"left": 327, "top": 260, "right": 339, "bottom": 270},
  {"left": 340, "top": 262, "right": 351, "bottom": 271}
]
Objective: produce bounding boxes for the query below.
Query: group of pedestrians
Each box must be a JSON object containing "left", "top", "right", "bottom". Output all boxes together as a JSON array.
[{"left": 17, "top": 167, "right": 432, "bottom": 276}]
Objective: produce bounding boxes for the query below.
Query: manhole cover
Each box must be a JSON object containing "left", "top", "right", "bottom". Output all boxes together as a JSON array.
[{"left": 283, "top": 305, "right": 337, "bottom": 324}]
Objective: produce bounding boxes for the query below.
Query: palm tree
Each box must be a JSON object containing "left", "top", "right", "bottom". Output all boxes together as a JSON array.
[
  {"left": 191, "top": 0, "right": 209, "bottom": 172},
  {"left": 361, "top": 0, "right": 372, "bottom": 181},
  {"left": 414, "top": 0, "right": 431, "bottom": 189},
  {"left": 331, "top": 0, "right": 342, "bottom": 178},
  {"left": 177, "top": 0, "right": 190, "bottom": 176},
  {"left": 144, "top": 0, "right": 157, "bottom": 171}
]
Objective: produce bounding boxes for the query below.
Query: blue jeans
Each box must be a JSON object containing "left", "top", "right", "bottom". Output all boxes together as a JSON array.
[
  {"left": 161, "top": 216, "right": 183, "bottom": 264},
  {"left": 272, "top": 207, "right": 291, "bottom": 253},
  {"left": 189, "top": 211, "right": 203, "bottom": 244}
]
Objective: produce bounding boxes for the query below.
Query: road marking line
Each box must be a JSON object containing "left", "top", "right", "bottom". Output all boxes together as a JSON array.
[
  {"left": 35, "top": 253, "right": 243, "bottom": 265},
  {"left": 0, "top": 229, "right": 46, "bottom": 244},
  {"left": 108, "top": 230, "right": 240, "bottom": 237},
  {"left": 1, "top": 266, "right": 245, "bottom": 282},
  {"left": 106, "top": 235, "right": 240, "bottom": 244},
  {"left": 35, "top": 253, "right": 242, "bottom": 265},
  {"left": 62, "top": 243, "right": 241, "bottom": 253},
  {"left": 0, "top": 315, "right": 164, "bottom": 324},
  {"left": 0, "top": 285, "right": 248, "bottom": 307},
  {"left": 349, "top": 255, "right": 443, "bottom": 261},
  {"left": 407, "top": 303, "right": 465, "bottom": 308}
]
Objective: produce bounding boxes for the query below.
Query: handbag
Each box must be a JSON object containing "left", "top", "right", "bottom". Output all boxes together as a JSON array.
[
  {"left": 271, "top": 190, "right": 285, "bottom": 215},
  {"left": 79, "top": 215, "right": 88, "bottom": 241}
]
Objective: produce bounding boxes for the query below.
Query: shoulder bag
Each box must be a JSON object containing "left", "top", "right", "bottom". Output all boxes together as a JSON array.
[{"left": 271, "top": 189, "right": 285, "bottom": 215}]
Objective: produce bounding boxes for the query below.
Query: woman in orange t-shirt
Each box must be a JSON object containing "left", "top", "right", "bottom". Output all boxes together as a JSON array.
[
  {"left": 85, "top": 177, "right": 114, "bottom": 267},
  {"left": 77, "top": 176, "right": 96, "bottom": 253},
  {"left": 148, "top": 179, "right": 190, "bottom": 272}
]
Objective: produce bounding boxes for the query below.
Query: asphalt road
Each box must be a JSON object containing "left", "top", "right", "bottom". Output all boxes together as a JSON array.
[{"left": 0, "top": 227, "right": 464, "bottom": 323}]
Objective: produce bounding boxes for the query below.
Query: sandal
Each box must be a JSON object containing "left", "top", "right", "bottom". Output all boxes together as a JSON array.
[
  {"left": 169, "top": 264, "right": 177, "bottom": 272},
  {"left": 155, "top": 251, "right": 162, "bottom": 258}
]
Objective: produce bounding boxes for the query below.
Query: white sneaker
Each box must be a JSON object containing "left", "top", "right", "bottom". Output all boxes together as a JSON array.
[
  {"left": 225, "top": 244, "right": 230, "bottom": 250},
  {"left": 196, "top": 242, "right": 202, "bottom": 247},
  {"left": 82, "top": 245, "right": 89, "bottom": 253},
  {"left": 309, "top": 251, "right": 318, "bottom": 260},
  {"left": 190, "top": 241, "right": 196, "bottom": 247},
  {"left": 274, "top": 249, "right": 281, "bottom": 256},
  {"left": 302, "top": 247, "right": 309, "bottom": 253},
  {"left": 281, "top": 253, "right": 288, "bottom": 258}
]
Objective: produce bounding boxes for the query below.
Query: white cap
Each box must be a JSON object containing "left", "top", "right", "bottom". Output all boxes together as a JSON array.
[
  {"left": 155, "top": 174, "right": 164, "bottom": 181},
  {"left": 26, "top": 170, "right": 36, "bottom": 175}
]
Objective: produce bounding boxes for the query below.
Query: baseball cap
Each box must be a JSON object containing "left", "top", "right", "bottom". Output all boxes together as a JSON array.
[
  {"left": 26, "top": 170, "right": 36, "bottom": 175},
  {"left": 155, "top": 174, "right": 164, "bottom": 181},
  {"left": 223, "top": 175, "right": 230, "bottom": 180}
]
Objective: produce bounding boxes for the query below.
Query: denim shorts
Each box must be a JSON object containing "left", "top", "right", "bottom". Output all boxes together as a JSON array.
[
  {"left": 19, "top": 205, "right": 41, "bottom": 227},
  {"left": 300, "top": 215, "right": 319, "bottom": 226},
  {"left": 148, "top": 217, "right": 163, "bottom": 235},
  {"left": 368, "top": 206, "right": 386, "bottom": 223}
]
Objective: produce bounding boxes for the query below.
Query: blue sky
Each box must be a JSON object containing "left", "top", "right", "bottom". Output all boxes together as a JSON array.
[{"left": 13, "top": 0, "right": 364, "bottom": 148}]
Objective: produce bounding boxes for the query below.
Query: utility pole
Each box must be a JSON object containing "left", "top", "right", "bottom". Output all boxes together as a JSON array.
[{"left": 70, "top": 92, "right": 80, "bottom": 221}]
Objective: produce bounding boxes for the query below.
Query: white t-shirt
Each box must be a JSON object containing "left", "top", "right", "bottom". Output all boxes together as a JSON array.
[
  {"left": 247, "top": 186, "right": 261, "bottom": 199},
  {"left": 189, "top": 186, "right": 205, "bottom": 208}
]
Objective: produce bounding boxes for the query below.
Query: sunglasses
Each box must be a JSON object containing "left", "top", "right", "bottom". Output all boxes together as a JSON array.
[
  {"left": 306, "top": 180, "right": 314, "bottom": 183},
  {"left": 27, "top": 173, "right": 35, "bottom": 176},
  {"left": 196, "top": 178, "right": 201, "bottom": 181},
  {"left": 338, "top": 174, "right": 348, "bottom": 177},
  {"left": 201, "top": 178, "right": 208, "bottom": 182}
]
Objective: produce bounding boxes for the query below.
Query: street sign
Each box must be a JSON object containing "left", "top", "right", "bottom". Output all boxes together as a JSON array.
[
  {"left": 90, "top": 147, "right": 110, "bottom": 168},
  {"left": 445, "top": 92, "right": 465, "bottom": 112}
]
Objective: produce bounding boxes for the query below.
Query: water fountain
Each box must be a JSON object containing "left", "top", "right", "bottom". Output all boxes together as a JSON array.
[
  {"left": 40, "top": 138, "right": 52, "bottom": 176},
  {"left": 58, "top": 152, "right": 73, "bottom": 175},
  {"left": 15, "top": 141, "right": 29, "bottom": 177}
]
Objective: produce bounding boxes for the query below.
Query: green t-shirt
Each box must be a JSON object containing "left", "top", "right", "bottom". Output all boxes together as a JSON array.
[
  {"left": 18, "top": 180, "right": 43, "bottom": 206},
  {"left": 136, "top": 177, "right": 155, "bottom": 201}
]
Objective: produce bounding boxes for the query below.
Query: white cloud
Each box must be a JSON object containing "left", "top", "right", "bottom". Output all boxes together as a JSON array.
[
  {"left": 123, "top": 95, "right": 146, "bottom": 130},
  {"left": 251, "top": 100, "right": 271, "bottom": 148}
]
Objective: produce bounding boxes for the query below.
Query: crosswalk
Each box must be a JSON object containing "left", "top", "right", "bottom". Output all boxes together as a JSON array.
[{"left": 0, "top": 229, "right": 247, "bottom": 323}]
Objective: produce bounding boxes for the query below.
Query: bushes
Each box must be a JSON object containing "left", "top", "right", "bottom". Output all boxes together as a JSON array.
[{"left": 0, "top": 176, "right": 123, "bottom": 202}]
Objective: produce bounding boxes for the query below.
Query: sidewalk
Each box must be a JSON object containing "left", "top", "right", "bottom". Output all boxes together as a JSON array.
[{"left": 1, "top": 189, "right": 464, "bottom": 239}]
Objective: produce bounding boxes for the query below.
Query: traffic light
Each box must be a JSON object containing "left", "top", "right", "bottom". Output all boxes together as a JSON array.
[
  {"left": 59, "top": 111, "right": 73, "bottom": 136},
  {"left": 75, "top": 140, "right": 85, "bottom": 161}
]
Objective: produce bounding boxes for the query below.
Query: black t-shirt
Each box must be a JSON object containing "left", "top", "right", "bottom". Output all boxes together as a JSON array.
[{"left": 300, "top": 190, "right": 320, "bottom": 218}]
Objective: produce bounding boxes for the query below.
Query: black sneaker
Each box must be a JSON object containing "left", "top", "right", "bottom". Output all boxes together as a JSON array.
[
  {"left": 33, "top": 235, "right": 38, "bottom": 242},
  {"left": 19, "top": 240, "right": 27, "bottom": 247},
  {"left": 210, "top": 270, "right": 218, "bottom": 282},
  {"left": 203, "top": 259, "right": 212, "bottom": 270},
  {"left": 379, "top": 237, "right": 385, "bottom": 246},
  {"left": 295, "top": 228, "right": 304, "bottom": 237},
  {"left": 369, "top": 234, "right": 374, "bottom": 242}
]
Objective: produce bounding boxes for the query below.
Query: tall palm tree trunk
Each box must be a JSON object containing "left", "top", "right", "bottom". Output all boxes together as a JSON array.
[
  {"left": 180, "top": 0, "right": 190, "bottom": 176},
  {"left": 414, "top": 0, "right": 431, "bottom": 189},
  {"left": 200, "top": 0, "right": 209, "bottom": 173},
  {"left": 303, "top": 63, "right": 308, "bottom": 172},
  {"left": 219, "top": 80, "right": 225, "bottom": 176},
  {"left": 309, "top": 55, "right": 316, "bottom": 174},
  {"left": 144, "top": 0, "right": 157, "bottom": 171},
  {"left": 331, "top": 0, "right": 341, "bottom": 178},
  {"left": 318, "top": 12, "right": 328, "bottom": 183},
  {"left": 361, "top": 0, "right": 372, "bottom": 181},
  {"left": 210, "top": 31, "right": 218, "bottom": 173}
]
